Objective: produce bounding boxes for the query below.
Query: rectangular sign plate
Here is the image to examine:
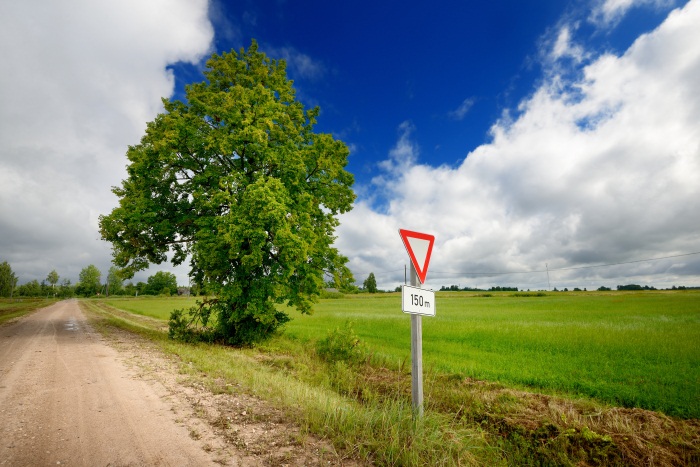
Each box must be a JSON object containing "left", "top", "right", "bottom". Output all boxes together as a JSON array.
[{"left": 401, "top": 285, "right": 436, "bottom": 317}]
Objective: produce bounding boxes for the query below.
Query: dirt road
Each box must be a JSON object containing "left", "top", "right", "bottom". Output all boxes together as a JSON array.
[{"left": 0, "top": 300, "right": 219, "bottom": 466}]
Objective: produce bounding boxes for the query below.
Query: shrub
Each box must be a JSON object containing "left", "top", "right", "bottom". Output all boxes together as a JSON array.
[
  {"left": 320, "top": 289, "right": 344, "bottom": 299},
  {"left": 316, "top": 321, "right": 367, "bottom": 366}
]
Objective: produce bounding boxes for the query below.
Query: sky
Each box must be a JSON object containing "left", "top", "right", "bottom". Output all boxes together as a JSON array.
[{"left": 1, "top": 0, "right": 699, "bottom": 292}]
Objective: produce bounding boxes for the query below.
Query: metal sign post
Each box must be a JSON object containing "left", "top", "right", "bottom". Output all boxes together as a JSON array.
[
  {"left": 398, "top": 229, "right": 435, "bottom": 418},
  {"left": 409, "top": 263, "right": 424, "bottom": 417}
]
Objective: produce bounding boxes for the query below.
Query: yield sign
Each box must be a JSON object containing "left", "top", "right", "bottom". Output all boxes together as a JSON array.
[{"left": 399, "top": 229, "right": 435, "bottom": 284}]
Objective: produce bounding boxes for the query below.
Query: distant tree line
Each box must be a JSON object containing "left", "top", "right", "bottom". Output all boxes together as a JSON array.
[
  {"left": 3, "top": 259, "right": 699, "bottom": 299},
  {"left": 439, "top": 285, "right": 519, "bottom": 292},
  {"left": 437, "top": 283, "right": 697, "bottom": 293},
  {"left": 616, "top": 284, "right": 656, "bottom": 290},
  {"left": 0, "top": 260, "right": 190, "bottom": 298}
]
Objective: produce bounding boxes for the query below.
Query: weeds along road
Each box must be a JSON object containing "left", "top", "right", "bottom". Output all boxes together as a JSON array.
[{"left": 0, "top": 299, "right": 218, "bottom": 466}]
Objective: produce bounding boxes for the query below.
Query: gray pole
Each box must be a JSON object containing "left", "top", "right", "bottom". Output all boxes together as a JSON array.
[{"left": 410, "top": 263, "right": 424, "bottom": 417}]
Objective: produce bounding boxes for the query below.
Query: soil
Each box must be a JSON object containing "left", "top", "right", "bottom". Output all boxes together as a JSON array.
[{"left": 0, "top": 300, "right": 361, "bottom": 466}]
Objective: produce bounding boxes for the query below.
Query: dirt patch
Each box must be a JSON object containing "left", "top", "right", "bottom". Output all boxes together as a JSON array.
[
  {"left": 0, "top": 300, "right": 364, "bottom": 466},
  {"left": 96, "top": 314, "right": 363, "bottom": 466},
  {"left": 0, "top": 300, "right": 216, "bottom": 466}
]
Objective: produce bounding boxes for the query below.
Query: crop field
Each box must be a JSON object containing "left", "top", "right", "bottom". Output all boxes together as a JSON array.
[{"left": 101, "top": 290, "right": 700, "bottom": 419}]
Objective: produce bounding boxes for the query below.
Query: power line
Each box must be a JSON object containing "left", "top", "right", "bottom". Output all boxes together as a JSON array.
[
  {"left": 405, "top": 251, "right": 700, "bottom": 278},
  {"left": 352, "top": 267, "right": 404, "bottom": 278},
  {"left": 349, "top": 251, "right": 700, "bottom": 284},
  {"left": 548, "top": 251, "right": 700, "bottom": 272}
]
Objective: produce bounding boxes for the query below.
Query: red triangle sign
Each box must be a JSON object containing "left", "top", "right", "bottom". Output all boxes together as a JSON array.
[{"left": 399, "top": 229, "right": 435, "bottom": 284}]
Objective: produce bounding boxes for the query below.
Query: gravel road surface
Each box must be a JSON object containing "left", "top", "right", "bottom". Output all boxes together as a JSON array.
[{"left": 0, "top": 299, "right": 218, "bottom": 466}]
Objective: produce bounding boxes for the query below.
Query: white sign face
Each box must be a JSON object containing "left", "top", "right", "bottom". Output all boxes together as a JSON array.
[
  {"left": 398, "top": 229, "right": 434, "bottom": 284},
  {"left": 406, "top": 236, "right": 430, "bottom": 270},
  {"left": 401, "top": 285, "right": 436, "bottom": 317}
]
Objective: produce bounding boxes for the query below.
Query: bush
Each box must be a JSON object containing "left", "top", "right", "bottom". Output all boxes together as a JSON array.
[
  {"left": 168, "top": 308, "right": 200, "bottom": 343},
  {"left": 168, "top": 298, "right": 290, "bottom": 346},
  {"left": 316, "top": 321, "right": 367, "bottom": 366},
  {"left": 320, "top": 289, "right": 344, "bottom": 299}
]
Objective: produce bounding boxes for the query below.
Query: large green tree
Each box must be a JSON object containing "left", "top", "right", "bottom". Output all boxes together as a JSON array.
[
  {"left": 77, "top": 265, "right": 102, "bottom": 297},
  {"left": 47, "top": 270, "right": 59, "bottom": 289},
  {"left": 106, "top": 266, "right": 124, "bottom": 296},
  {"left": 363, "top": 272, "right": 378, "bottom": 293},
  {"left": 144, "top": 271, "right": 178, "bottom": 296},
  {"left": 99, "top": 41, "right": 355, "bottom": 345},
  {"left": 0, "top": 261, "right": 18, "bottom": 297}
]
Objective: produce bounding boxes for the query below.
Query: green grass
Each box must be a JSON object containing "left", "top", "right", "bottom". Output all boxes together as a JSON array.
[
  {"left": 0, "top": 298, "right": 59, "bottom": 324},
  {"left": 285, "top": 291, "right": 700, "bottom": 419},
  {"left": 93, "top": 292, "right": 700, "bottom": 465},
  {"left": 102, "top": 290, "right": 700, "bottom": 419},
  {"left": 85, "top": 299, "right": 496, "bottom": 465},
  {"left": 98, "top": 295, "right": 195, "bottom": 320}
]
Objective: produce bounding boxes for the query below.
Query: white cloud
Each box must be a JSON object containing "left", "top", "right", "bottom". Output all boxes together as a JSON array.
[
  {"left": 376, "top": 121, "right": 419, "bottom": 173},
  {"left": 265, "top": 45, "right": 326, "bottom": 81},
  {"left": 448, "top": 98, "right": 475, "bottom": 121},
  {"left": 550, "top": 25, "right": 587, "bottom": 64},
  {"left": 338, "top": 0, "right": 700, "bottom": 291},
  {"left": 593, "top": 0, "right": 639, "bottom": 24},
  {"left": 0, "top": 0, "right": 213, "bottom": 284},
  {"left": 590, "top": 0, "right": 674, "bottom": 26},
  {"left": 210, "top": 0, "right": 243, "bottom": 44}
]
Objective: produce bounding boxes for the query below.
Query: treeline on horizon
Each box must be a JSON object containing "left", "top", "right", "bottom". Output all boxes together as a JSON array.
[
  {"left": 438, "top": 284, "right": 700, "bottom": 292},
  {"left": 0, "top": 260, "right": 195, "bottom": 299},
  {"left": 3, "top": 260, "right": 699, "bottom": 299}
]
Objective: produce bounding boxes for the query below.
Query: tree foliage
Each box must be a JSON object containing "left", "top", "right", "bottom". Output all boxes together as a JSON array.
[
  {"left": 16, "top": 280, "right": 42, "bottom": 297},
  {"left": 143, "top": 271, "right": 178, "bottom": 296},
  {"left": 59, "top": 279, "right": 75, "bottom": 298},
  {"left": 106, "top": 266, "right": 123, "bottom": 296},
  {"left": 0, "top": 261, "right": 18, "bottom": 297},
  {"left": 46, "top": 270, "right": 59, "bottom": 289},
  {"left": 617, "top": 284, "right": 656, "bottom": 291},
  {"left": 77, "top": 264, "right": 102, "bottom": 296},
  {"left": 100, "top": 41, "right": 355, "bottom": 345},
  {"left": 363, "top": 272, "right": 378, "bottom": 293}
]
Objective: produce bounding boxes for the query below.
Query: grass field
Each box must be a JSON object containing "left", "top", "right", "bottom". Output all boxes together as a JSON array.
[
  {"left": 95, "top": 290, "right": 700, "bottom": 465},
  {"left": 0, "top": 298, "right": 59, "bottom": 325},
  {"left": 101, "top": 290, "right": 700, "bottom": 419}
]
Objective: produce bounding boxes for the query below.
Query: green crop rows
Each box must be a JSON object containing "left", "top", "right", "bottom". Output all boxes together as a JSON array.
[{"left": 102, "top": 290, "right": 700, "bottom": 418}]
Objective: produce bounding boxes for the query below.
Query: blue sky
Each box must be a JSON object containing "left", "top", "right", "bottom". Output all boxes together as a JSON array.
[
  {"left": 1, "top": 0, "right": 699, "bottom": 291},
  {"left": 188, "top": 1, "right": 678, "bottom": 195},
  {"left": 200, "top": 0, "right": 565, "bottom": 186}
]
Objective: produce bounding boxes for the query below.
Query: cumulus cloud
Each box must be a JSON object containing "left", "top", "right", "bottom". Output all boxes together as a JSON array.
[
  {"left": 0, "top": 0, "right": 213, "bottom": 284},
  {"left": 338, "top": 0, "right": 700, "bottom": 290}
]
